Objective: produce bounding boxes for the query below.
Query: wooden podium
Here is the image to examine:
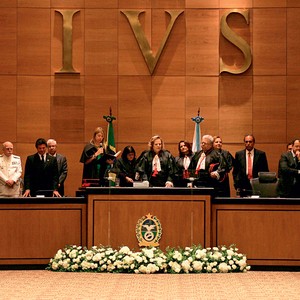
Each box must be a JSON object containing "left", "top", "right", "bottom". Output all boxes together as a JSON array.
[{"left": 86, "top": 187, "right": 214, "bottom": 251}]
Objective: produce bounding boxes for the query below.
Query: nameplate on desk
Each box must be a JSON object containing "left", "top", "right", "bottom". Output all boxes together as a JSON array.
[{"left": 133, "top": 181, "right": 149, "bottom": 188}]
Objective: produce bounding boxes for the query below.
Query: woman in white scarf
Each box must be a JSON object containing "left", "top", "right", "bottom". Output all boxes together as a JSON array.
[
  {"left": 136, "top": 135, "right": 176, "bottom": 187},
  {"left": 174, "top": 140, "right": 194, "bottom": 187}
]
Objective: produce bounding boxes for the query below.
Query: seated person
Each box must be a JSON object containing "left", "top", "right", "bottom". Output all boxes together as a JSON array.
[{"left": 114, "top": 146, "right": 137, "bottom": 187}]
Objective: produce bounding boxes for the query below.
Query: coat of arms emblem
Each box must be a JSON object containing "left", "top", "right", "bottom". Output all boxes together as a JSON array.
[{"left": 136, "top": 213, "right": 162, "bottom": 247}]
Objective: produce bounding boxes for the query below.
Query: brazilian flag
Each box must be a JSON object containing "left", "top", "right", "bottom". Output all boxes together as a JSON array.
[{"left": 103, "top": 108, "right": 116, "bottom": 153}]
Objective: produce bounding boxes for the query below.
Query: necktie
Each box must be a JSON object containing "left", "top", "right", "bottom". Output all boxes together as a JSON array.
[
  {"left": 247, "top": 152, "right": 252, "bottom": 179},
  {"left": 41, "top": 155, "right": 44, "bottom": 163},
  {"left": 195, "top": 152, "right": 206, "bottom": 175}
]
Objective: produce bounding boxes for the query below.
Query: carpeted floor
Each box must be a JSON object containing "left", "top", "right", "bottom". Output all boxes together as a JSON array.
[{"left": 0, "top": 270, "right": 299, "bottom": 299}]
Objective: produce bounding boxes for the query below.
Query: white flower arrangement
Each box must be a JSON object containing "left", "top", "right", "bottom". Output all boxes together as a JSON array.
[{"left": 47, "top": 244, "right": 250, "bottom": 274}]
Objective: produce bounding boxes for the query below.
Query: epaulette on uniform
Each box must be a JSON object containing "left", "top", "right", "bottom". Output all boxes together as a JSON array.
[{"left": 12, "top": 155, "right": 20, "bottom": 159}]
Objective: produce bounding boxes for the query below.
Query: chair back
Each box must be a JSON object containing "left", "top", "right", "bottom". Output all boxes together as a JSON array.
[{"left": 250, "top": 172, "right": 278, "bottom": 197}]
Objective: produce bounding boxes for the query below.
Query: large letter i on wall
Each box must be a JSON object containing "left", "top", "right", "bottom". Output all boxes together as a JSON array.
[
  {"left": 55, "top": 10, "right": 80, "bottom": 74},
  {"left": 121, "top": 10, "right": 184, "bottom": 75},
  {"left": 220, "top": 9, "right": 252, "bottom": 75}
]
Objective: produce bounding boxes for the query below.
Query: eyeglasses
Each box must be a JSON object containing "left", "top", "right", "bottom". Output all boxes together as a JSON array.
[
  {"left": 245, "top": 141, "right": 253, "bottom": 144},
  {"left": 5, "top": 148, "right": 13, "bottom": 150}
]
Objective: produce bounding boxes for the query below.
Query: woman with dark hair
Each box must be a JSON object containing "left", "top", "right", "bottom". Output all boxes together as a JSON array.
[
  {"left": 80, "top": 127, "right": 107, "bottom": 185},
  {"left": 174, "top": 140, "right": 194, "bottom": 187},
  {"left": 136, "top": 135, "right": 176, "bottom": 187},
  {"left": 115, "top": 145, "right": 137, "bottom": 187}
]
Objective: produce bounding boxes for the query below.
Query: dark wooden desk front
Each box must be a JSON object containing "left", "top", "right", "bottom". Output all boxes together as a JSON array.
[
  {"left": 212, "top": 197, "right": 300, "bottom": 266},
  {"left": 86, "top": 187, "right": 214, "bottom": 251},
  {"left": 0, "top": 197, "right": 86, "bottom": 265}
]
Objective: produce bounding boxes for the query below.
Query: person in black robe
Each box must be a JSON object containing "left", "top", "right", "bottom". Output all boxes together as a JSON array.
[
  {"left": 114, "top": 145, "right": 137, "bottom": 187},
  {"left": 189, "top": 135, "right": 225, "bottom": 191},
  {"left": 80, "top": 127, "right": 107, "bottom": 186},
  {"left": 174, "top": 140, "right": 194, "bottom": 187},
  {"left": 213, "top": 135, "right": 234, "bottom": 197},
  {"left": 136, "top": 135, "right": 176, "bottom": 187}
]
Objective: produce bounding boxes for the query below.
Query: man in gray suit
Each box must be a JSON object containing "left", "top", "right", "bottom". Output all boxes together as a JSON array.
[
  {"left": 47, "top": 139, "right": 68, "bottom": 196},
  {"left": 278, "top": 139, "right": 300, "bottom": 198}
]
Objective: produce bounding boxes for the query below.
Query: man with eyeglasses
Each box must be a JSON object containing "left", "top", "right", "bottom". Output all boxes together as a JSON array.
[
  {"left": 189, "top": 135, "right": 225, "bottom": 191},
  {"left": 0, "top": 141, "right": 22, "bottom": 197},
  {"left": 233, "top": 134, "right": 269, "bottom": 196}
]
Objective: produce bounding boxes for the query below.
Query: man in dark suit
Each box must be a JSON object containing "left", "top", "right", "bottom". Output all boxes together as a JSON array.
[
  {"left": 23, "top": 138, "right": 60, "bottom": 197},
  {"left": 278, "top": 139, "right": 300, "bottom": 198},
  {"left": 47, "top": 139, "right": 68, "bottom": 196},
  {"left": 233, "top": 134, "right": 269, "bottom": 196}
]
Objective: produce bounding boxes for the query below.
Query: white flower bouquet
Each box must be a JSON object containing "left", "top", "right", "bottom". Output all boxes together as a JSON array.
[{"left": 47, "top": 244, "right": 250, "bottom": 274}]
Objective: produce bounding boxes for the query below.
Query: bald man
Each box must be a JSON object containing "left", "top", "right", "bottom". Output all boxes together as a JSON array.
[
  {"left": 0, "top": 141, "right": 22, "bottom": 197},
  {"left": 47, "top": 139, "right": 68, "bottom": 196}
]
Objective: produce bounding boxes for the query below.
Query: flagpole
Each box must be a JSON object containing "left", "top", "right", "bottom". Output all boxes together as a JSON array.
[
  {"left": 191, "top": 108, "right": 204, "bottom": 153},
  {"left": 103, "top": 107, "right": 116, "bottom": 153}
]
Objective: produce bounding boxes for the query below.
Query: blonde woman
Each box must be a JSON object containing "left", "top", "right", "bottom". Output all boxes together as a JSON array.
[
  {"left": 80, "top": 127, "right": 107, "bottom": 185},
  {"left": 213, "top": 135, "right": 234, "bottom": 197},
  {"left": 136, "top": 135, "right": 176, "bottom": 187}
]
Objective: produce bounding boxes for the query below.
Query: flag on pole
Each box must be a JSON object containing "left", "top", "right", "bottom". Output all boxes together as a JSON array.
[
  {"left": 103, "top": 107, "right": 116, "bottom": 154},
  {"left": 191, "top": 109, "right": 204, "bottom": 153}
]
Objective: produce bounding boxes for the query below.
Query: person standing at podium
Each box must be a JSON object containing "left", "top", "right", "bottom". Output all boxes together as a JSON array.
[
  {"left": 136, "top": 135, "right": 176, "bottom": 187},
  {"left": 174, "top": 140, "right": 193, "bottom": 187},
  {"left": 80, "top": 127, "right": 107, "bottom": 186},
  {"left": 0, "top": 141, "right": 22, "bottom": 197},
  {"left": 47, "top": 139, "right": 68, "bottom": 196},
  {"left": 213, "top": 136, "right": 234, "bottom": 197},
  {"left": 278, "top": 138, "right": 300, "bottom": 198},
  {"left": 23, "top": 138, "right": 60, "bottom": 197},
  {"left": 189, "top": 135, "right": 224, "bottom": 190},
  {"left": 233, "top": 134, "right": 269, "bottom": 196}
]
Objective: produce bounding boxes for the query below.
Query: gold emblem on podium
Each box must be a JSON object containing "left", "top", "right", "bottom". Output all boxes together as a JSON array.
[{"left": 136, "top": 213, "right": 162, "bottom": 247}]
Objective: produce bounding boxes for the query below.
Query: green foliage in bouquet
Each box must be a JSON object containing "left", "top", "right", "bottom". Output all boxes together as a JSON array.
[{"left": 47, "top": 244, "right": 250, "bottom": 274}]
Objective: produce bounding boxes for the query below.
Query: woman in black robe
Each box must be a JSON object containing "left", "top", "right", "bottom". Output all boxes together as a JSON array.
[
  {"left": 174, "top": 140, "right": 194, "bottom": 187},
  {"left": 213, "top": 135, "right": 234, "bottom": 197},
  {"left": 115, "top": 145, "right": 137, "bottom": 187},
  {"left": 80, "top": 127, "right": 107, "bottom": 186},
  {"left": 136, "top": 135, "right": 176, "bottom": 187}
]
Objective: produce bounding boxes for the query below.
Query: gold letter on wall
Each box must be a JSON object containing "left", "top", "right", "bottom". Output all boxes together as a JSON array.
[
  {"left": 220, "top": 9, "right": 252, "bottom": 74},
  {"left": 121, "top": 10, "right": 184, "bottom": 75},
  {"left": 55, "top": 10, "right": 80, "bottom": 74}
]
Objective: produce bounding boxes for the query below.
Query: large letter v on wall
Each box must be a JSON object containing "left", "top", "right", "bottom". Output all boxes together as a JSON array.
[{"left": 121, "top": 10, "right": 184, "bottom": 75}]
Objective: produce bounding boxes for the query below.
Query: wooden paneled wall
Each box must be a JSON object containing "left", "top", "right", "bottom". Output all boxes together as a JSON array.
[{"left": 0, "top": 1, "right": 299, "bottom": 196}]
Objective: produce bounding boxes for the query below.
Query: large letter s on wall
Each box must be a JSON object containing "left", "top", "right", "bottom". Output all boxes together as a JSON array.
[{"left": 220, "top": 9, "right": 252, "bottom": 75}]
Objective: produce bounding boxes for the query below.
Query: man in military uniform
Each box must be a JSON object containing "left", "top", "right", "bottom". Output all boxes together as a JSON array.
[{"left": 0, "top": 141, "right": 22, "bottom": 197}]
